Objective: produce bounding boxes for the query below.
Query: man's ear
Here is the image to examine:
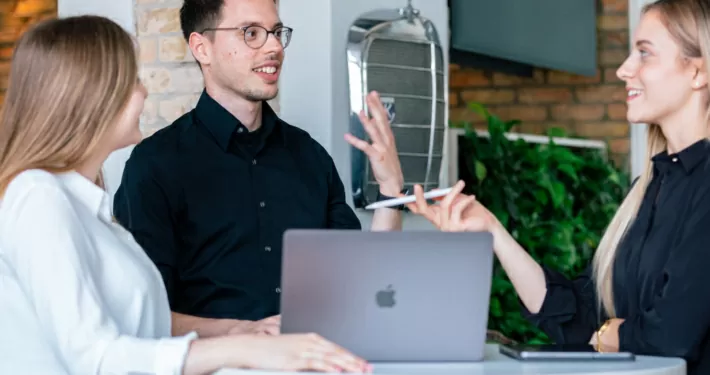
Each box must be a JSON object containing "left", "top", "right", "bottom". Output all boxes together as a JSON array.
[
  {"left": 691, "top": 59, "right": 707, "bottom": 90},
  {"left": 188, "top": 32, "right": 212, "bottom": 67}
]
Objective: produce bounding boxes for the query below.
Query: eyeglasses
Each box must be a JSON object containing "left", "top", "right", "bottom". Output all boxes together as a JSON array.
[{"left": 201, "top": 25, "right": 293, "bottom": 49}]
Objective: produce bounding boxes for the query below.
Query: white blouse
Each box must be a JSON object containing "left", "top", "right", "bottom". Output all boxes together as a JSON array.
[{"left": 0, "top": 169, "right": 197, "bottom": 374}]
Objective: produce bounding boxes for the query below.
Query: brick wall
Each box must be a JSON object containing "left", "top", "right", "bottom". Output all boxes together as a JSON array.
[
  {"left": 0, "top": 0, "right": 56, "bottom": 104},
  {"left": 134, "top": 0, "right": 203, "bottom": 136},
  {"left": 449, "top": 0, "right": 630, "bottom": 168}
]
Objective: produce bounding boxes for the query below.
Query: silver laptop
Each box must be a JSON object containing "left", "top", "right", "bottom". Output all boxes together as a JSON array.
[{"left": 279, "top": 229, "right": 494, "bottom": 363}]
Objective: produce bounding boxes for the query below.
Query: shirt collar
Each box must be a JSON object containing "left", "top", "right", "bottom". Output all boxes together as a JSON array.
[
  {"left": 652, "top": 138, "right": 710, "bottom": 175},
  {"left": 56, "top": 171, "right": 112, "bottom": 222},
  {"left": 194, "top": 90, "right": 279, "bottom": 152}
]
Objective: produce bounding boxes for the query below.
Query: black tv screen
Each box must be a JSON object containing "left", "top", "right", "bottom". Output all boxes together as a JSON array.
[{"left": 449, "top": 0, "right": 598, "bottom": 76}]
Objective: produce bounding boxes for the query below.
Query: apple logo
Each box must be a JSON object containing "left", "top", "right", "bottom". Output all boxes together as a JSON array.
[{"left": 376, "top": 285, "right": 396, "bottom": 308}]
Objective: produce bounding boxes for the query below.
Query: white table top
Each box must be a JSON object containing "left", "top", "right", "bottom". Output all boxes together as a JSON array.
[{"left": 214, "top": 344, "right": 686, "bottom": 375}]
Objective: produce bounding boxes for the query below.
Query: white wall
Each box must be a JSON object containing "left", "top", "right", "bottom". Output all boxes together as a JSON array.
[
  {"left": 628, "top": 0, "right": 651, "bottom": 179},
  {"left": 57, "top": 0, "right": 134, "bottom": 32},
  {"left": 278, "top": 0, "right": 448, "bottom": 230}
]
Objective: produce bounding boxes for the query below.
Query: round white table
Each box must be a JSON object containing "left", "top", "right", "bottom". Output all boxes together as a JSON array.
[{"left": 214, "top": 344, "right": 686, "bottom": 375}]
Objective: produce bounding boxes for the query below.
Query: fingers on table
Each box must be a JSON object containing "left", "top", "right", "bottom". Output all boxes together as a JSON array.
[{"left": 299, "top": 334, "right": 370, "bottom": 373}]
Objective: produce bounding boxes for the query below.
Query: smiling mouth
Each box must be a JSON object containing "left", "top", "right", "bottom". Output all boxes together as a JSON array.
[
  {"left": 253, "top": 66, "right": 278, "bottom": 74},
  {"left": 627, "top": 89, "right": 642, "bottom": 101}
]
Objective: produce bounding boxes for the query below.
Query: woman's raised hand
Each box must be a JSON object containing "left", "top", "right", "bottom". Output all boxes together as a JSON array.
[
  {"left": 405, "top": 181, "right": 549, "bottom": 318},
  {"left": 406, "top": 180, "right": 497, "bottom": 233}
]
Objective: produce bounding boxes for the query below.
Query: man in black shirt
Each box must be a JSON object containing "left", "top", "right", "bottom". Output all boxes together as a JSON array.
[{"left": 113, "top": 0, "right": 405, "bottom": 338}]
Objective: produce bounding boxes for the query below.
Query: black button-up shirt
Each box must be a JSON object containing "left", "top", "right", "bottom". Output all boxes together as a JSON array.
[
  {"left": 113, "top": 90, "right": 361, "bottom": 320},
  {"left": 522, "top": 139, "right": 710, "bottom": 375}
]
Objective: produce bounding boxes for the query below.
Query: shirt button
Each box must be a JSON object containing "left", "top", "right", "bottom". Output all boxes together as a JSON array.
[
  {"left": 237, "top": 128, "right": 244, "bottom": 133},
  {"left": 252, "top": 159, "right": 257, "bottom": 165},
  {"left": 672, "top": 157, "right": 678, "bottom": 162},
  {"left": 275, "top": 287, "right": 281, "bottom": 293},
  {"left": 265, "top": 246, "right": 271, "bottom": 252},
  {"left": 260, "top": 201, "right": 266, "bottom": 208}
]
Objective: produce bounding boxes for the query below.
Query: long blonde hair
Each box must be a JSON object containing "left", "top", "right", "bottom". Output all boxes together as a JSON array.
[
  {"left": 0, "top": 15, "right": 138, "bottom": 194},
  {"left": 592, "top": 0, "right": 710, "bottom": 318}
]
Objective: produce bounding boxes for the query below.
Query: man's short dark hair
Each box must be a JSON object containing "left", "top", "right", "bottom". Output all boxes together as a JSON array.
[
  {"left": 180, "top": 0, "right": 278, "bottom": 42},
  {"left": 180, "top": 0, "right": 225, "bottom": 42}
]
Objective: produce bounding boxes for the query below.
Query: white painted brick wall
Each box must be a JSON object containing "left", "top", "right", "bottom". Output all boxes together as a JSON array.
[{"left": 134, "top": 0, "right": 201, "bottom": 135}]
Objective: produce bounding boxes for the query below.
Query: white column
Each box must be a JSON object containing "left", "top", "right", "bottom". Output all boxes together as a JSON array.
[
  {"left": 57, "top": 0, "right": 136, "bottom": 201},
  {"left": 628, "top": 0, "right": 651, "bottom": 179}
]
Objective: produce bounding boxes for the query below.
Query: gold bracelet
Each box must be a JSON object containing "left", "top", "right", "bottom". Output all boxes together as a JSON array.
[{"left": 595, "top": 320, "right": 612, "bottom": 352}]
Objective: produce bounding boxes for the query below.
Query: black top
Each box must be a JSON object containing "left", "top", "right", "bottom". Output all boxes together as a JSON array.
[
  {"left": 113, "top": 90, "right": 361, "bottom": 320},
  {"left": 523, "top": 139, "right": 710, "bottom": 374}
]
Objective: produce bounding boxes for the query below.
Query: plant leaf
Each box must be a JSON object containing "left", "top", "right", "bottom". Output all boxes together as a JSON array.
[
  {"left": 547, "top": 127, "right": 567, "bottom": 138},
  {"left": 475, "top": 160, "right": 488, "bottom": 181},
  {"left": 490, "top": 296, "right": 503, "bottom": 317},
  {"left": 504, "top": 119, "right": 522, "bottom": 132},
  {"left": 557, "top": 164, "right": 579, "bottom": 183},
  {"left": 467, "top": 101, "right": 489, "bottom": 120},
  {"left": 549, "top": 181, "right": 566, "bottom": 208}
]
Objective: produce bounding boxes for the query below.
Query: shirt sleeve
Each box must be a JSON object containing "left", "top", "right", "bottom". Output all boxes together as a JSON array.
[
  {"left": 113, "top": 150, "right": 181, "bottom": 306},
  {"left": 3, "top": 178, "right": 196, "bottom": 375},
  {"left": 618, "top": 187, "right": 710, "bottom": 361},
  {"left": 521, "top": 265, "right": 600, "bottom": 344},
  {"left": 521, "top": 178, "right": 641, "bottom": 344}
]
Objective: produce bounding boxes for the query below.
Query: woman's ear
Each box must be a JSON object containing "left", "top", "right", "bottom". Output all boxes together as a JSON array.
[{"left": 691, "top": 60, "right": 708, "bottom": 90}]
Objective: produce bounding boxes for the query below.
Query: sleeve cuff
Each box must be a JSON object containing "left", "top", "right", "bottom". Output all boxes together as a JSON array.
[
  {"left": 618, "top": 318, "right": 632, "bottom": 352},
  {"left": 155, "top": 331, "right": 198, "bottom": 375},
  {"left": 521, "top": 266, "right": 578, "bottom": 324}
]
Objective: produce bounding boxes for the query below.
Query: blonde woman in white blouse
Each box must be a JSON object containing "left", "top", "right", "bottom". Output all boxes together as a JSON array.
[{"left": 0, "top": 15, "right": 370, "bottom": 375}]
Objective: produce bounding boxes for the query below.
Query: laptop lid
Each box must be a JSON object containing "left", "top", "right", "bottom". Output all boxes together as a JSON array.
[{"left": 280, "top": 229, "right": 494, "bottom": 362}]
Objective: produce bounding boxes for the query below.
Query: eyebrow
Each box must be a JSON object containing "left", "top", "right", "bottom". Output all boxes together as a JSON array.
[
  {"left": 239, "top": 20, "right": 284, "bottom": 29},
  {"left": 636, "top": 39, "right": 654, "bottom": 47}
]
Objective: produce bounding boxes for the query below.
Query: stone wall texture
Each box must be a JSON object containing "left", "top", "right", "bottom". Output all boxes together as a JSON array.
[{"left": 135, "top": 0, "right": 203, "bottom": 136}]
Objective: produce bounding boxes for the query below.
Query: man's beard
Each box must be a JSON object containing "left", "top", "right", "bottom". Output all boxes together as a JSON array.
[{"left": 241, "top": 85, "right": 279, "bottom": 102}]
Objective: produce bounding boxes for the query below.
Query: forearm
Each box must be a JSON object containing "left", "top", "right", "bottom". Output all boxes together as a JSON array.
[
  {"left": 490, "top": 221, "right": 547, "bottom": 314},
  {"left": 370, "top": 183, "right": 404, "bottom": 231},
  {"left": 172, "top": 312, "right": 237, "bottom": 338},
  {"left": 182, "top": 336, "right": 242, "bottom": 375},
  {"left": 370, "top": 208, "right": 402, "bottom": 231}
]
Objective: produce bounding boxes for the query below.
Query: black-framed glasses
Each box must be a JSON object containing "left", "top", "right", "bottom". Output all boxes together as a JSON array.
[{"left": 201, "top": 25, "right": 293, "bottom": 49}]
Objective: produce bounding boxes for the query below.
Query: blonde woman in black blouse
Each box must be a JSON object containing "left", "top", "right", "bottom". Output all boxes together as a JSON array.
[{"left": 409, "top": 1, "right": 710, "bottom": 374}]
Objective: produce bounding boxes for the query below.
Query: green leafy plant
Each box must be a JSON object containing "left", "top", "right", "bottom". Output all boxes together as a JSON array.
[{"left": 453, "top": 102, "right": 630, "bottom": 344}]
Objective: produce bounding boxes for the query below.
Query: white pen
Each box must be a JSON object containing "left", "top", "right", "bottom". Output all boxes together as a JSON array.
[{"left": 364, "top": 188, "right": 454, "bottom": 210}]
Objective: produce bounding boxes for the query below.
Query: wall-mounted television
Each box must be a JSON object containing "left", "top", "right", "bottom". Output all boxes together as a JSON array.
[{"left": 448, "top": 0, "right": 598, "bottom": 77}]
